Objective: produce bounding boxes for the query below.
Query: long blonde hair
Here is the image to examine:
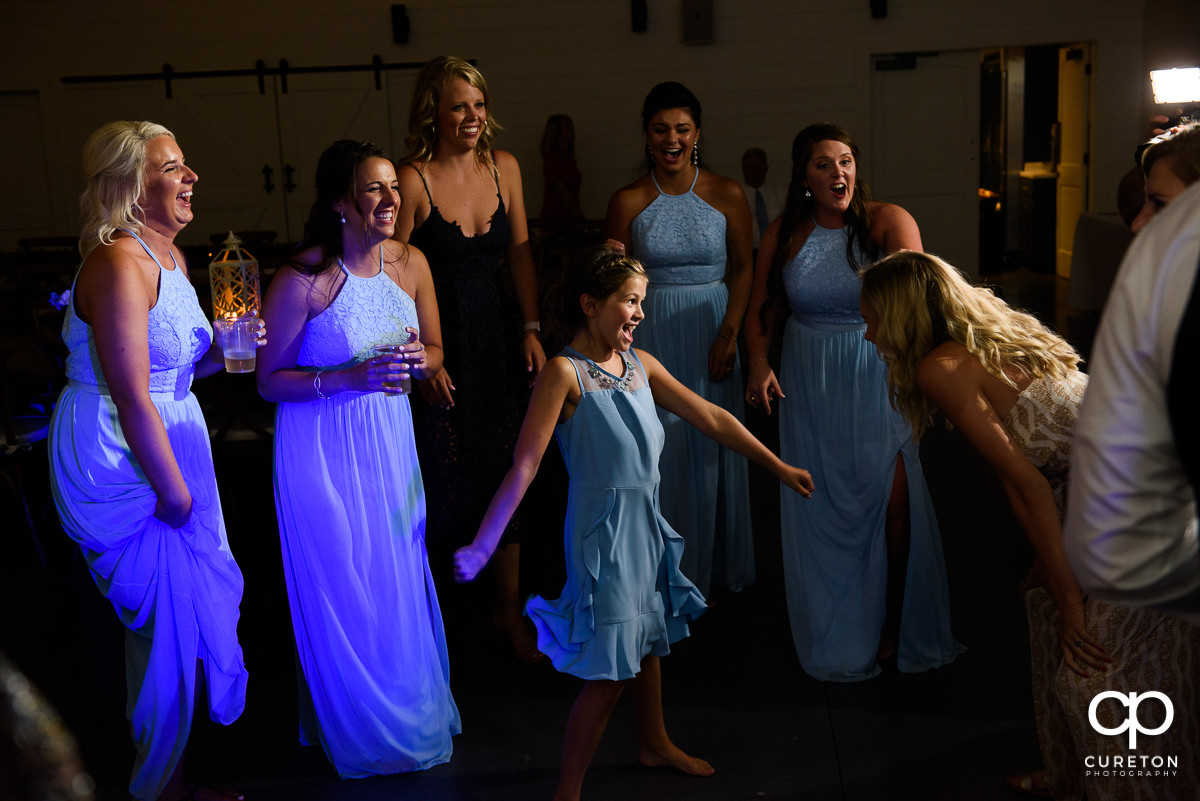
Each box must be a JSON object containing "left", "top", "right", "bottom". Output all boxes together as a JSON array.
[
  {"left": 401, "top": 55, "right": 500, "bottom": 170},
  {"left": 860, "top": 251, "right": 1080, "bottom": 438},
  {"left": 78, "top": 120, "right": 175, "bottom": 257}
]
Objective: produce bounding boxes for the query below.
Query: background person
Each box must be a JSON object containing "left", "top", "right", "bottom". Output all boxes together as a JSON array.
[
  {"left": 539, "top": 113, "right": 584, "bottom": 221},
  {"left": 257, "top": 140, "right": 459, "bottom": 777},
  {"left": 395, "top": 55, "right": 547, "bottom": 661},
  {"left": 48, "top": 121, "right": 252, "bottom": 801},
  {"left": 739, "top": 146, "right": 784, "bottom": 259},
  {"left": 744, "top": 122, "right": 959, "bottom": 681},
  {"left": 604, "top": 81, "right": 756, "bottom": 598}
]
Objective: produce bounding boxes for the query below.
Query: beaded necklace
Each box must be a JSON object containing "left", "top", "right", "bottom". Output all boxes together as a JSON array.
[{"left": 584, "top": 351, "right": 634, "bottom": 392}]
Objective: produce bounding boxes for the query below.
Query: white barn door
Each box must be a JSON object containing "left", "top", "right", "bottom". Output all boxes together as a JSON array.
[{"left": 870, "top": 50, "right": 981, "bottom": 278}]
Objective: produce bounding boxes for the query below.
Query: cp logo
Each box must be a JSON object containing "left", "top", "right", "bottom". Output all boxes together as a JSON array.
[{"left": 1088, "top": 691, "right": 1174, "bottom": 749}]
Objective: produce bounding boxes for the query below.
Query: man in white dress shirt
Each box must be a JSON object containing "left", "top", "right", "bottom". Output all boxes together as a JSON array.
[{"left": 1065, "top": 181, "right": 1200, "bottom": 614}]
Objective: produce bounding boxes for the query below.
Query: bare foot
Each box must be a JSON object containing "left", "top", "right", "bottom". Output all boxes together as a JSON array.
[
  {"left": 638, "top": 743, "right": 715, "bottom": 776},
  {"left": 494, "top": 604, "right": 544, "bottom": 662}
]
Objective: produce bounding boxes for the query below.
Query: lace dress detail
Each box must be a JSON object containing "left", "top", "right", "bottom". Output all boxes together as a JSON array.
[
  {"left": 626, "top": 169, "right": 753, "bottom": 596},
  {"left": 62, "top": 240, "right": 211, "bottom": 396},
  {"left": 406, "top": 163, "right": 527, "bottom": 549},
  {"left": 296, "top": 259, "right": 418, "bottom": 370},
  {"left": 784, "top": 222, "right": 867, "bottom": 325},
  {"left": 1001, "top": 370, "right": 1087, "bottom": 514}
]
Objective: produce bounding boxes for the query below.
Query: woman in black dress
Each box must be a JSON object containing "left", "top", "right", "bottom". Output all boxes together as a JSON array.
[{"left": 395, "top": 55, "right": 546, "bottom": 661}]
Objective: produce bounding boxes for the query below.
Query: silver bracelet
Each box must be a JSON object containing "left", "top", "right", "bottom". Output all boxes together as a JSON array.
[
  {"left": 523, "top": 320, "right": 541, "bottom": 333},
  {"left": 314, "top": 370, "right": 328, "bottom": 400}
]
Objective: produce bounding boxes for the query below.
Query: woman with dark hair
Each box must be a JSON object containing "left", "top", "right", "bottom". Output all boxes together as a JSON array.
[
  {"left": 395, "top": 56, "right": 547, "bottom": 661},
  {"left": 744, "top": 123, "right": 959, "bottom": 681},
  {"left": 604, "top": 81, "right": 755, "bottom": 598},
  {"left": 258, "top": 139, "right": 459, "bottom": 776},
  {"left": 49, "top": 121, "right": 253, "bottom": 801}
]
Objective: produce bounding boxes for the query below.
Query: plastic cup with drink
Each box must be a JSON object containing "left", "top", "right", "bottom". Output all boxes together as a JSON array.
[
  {"left": 213, "top": 315, "right": 259, "bottom": 373},
  {"left": 373, "top": 328, "right": 420, "bottom": 395}
]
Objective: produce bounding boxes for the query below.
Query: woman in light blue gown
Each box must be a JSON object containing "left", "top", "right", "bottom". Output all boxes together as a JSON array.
[
  {"left": 49, "top": 121, "right": 252, "bottom": 801},
  {"left": 744, "top": 123, "right": 961, "bottom": 681},
  {"left": 453, "top": 249, "right": 813, "bottom": 801},
  {"left": 257, "top": 140, "right": 459, "bottom": 777},
  {"left": 605, "top": 82, "right": 756, "bottom": 597}
]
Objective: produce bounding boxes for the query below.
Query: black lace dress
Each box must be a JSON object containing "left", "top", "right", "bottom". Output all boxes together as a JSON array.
[{"left": 407, "top": 164, "right": 527, "bottom": 555}]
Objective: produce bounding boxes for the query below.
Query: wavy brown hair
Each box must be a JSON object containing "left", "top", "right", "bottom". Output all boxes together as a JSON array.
[
  {"left": 290, "top": 139, "right": 399, "bottom": 277},
  {"left": 758, "top": 123, "right": 878, "bottom": 334},
  {"left": 860, "top": 251, "right": 1080, "bottom": 439},
  {"left": 401, "top": 55, "right": 500, "bottom": 171}
]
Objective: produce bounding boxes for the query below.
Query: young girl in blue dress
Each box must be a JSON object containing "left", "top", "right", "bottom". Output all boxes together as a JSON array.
[{"left": 454, "top": 249, "right": 814, "bottom": 801}]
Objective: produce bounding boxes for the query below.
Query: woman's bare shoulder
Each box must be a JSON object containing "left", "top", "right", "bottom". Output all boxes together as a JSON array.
[
  {"left": 918, "top": 341, "right": 975, "bottom": 382},
  {"left": 606, "top": 176, "right": 655, "bottom": 219},
  {"left": 492, "top": 148, "right": 520, "bottom": 171}
]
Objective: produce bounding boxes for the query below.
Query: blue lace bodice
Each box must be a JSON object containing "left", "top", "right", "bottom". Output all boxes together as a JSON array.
[
  {"left": 297, "top": 261, "right": 419, "bottom": 371},
  {"left": 631, "top": 170, "right": 727, "bottom": 285},
  {"left": 784, "top": 222, "right": 868, "bottom": 325},
  {"left": 63, "top": 232, "right": 212, "bottom": 396}
]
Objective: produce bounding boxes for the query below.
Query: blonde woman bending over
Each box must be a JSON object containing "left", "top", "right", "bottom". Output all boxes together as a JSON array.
[{"left": 862, "top": 250, "right": 1197, "bottom": 801}]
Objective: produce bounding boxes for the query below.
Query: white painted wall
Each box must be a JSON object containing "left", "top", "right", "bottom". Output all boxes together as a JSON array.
[{"left": 2, "top": 0, "right": 1188, "bottom": 250}]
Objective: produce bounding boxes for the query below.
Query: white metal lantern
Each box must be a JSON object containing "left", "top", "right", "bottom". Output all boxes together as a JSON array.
[{"left": 208, "top": 231, "right": 261, "bottom": 319}]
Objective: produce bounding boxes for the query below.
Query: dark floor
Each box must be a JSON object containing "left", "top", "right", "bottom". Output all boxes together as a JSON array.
[{"left": 1, "top": 269, "right": 1086, "bottom": 801}]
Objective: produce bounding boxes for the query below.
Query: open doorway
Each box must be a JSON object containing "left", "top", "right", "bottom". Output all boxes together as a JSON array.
[{"left": 870, "top": 44, "right": 1093, "bottom": 283}]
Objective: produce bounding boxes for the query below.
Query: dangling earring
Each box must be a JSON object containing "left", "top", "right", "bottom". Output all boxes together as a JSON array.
[
  {"left": 691, "top": 140, "right": 700, "bottom": 167},
  {"left": 804, "top": 187, "right": 812, "bottom": 198},
  {"left": 645, "top": 144, "right": 655, "bottom": 166},
  {"left": 340, "top": 210, "right": 346, "bottom": 224}
]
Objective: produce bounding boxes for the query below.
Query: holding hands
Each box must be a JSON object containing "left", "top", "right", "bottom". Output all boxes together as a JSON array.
[{"left": 453, "top": 543, "right": 492, "bottom": 583}]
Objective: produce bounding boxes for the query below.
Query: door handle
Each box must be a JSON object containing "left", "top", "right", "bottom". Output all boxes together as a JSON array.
[
  {"left": 262, "top": 164, "right": 275, "bottom": 193},
  {"left": 283, "top": 163, "right": 296, "bottom": 193}
]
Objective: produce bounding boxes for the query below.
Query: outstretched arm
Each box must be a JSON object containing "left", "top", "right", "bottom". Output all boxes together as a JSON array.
[
  {"left": 455, "top": 357, "right": 576, "bottom": 581},
  {"left": 641, "top": 349, "right": 813, "bottom": 498}
]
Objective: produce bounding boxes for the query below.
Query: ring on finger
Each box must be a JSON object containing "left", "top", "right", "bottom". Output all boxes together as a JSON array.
[{"left": 1073, "top": 639, "right": 1083, "bottom": 647}]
